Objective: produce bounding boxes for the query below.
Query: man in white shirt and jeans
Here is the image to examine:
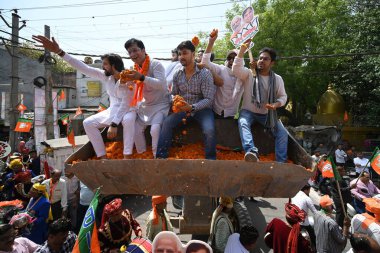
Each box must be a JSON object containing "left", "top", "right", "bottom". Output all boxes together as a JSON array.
[
  {"left": 335, "top": 144, "right": 347, "bottom": 167},
  {"left": 201, "top": 29, "right": 244, "bottom": 118},
  {"left": 291, "top": 184, "right": 318, "bottom": 249},
  {"left": 224, "top": 225, "right": 259, "bottom": 253},
  {"left": 354, "top": 151, "right": 370, "bottom": 176}
]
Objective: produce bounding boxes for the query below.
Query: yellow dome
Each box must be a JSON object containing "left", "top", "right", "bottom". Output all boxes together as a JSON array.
[{"left": 317, "top": 85, "right": 345, "bottom": 114}]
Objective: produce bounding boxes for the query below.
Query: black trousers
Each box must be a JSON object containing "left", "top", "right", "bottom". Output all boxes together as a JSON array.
[{"left": 51, "top": 201, "right": 62, "bottom": 221}]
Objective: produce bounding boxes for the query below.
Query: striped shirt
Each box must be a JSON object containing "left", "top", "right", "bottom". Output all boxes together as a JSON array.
[
  {"left": 314, "top": 211, "right": 347, "bottom": 253},
  {"left": 172, "top": 63, "right": 216, "bottom": 112}
]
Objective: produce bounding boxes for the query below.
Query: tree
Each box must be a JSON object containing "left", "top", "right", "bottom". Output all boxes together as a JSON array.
[
  {"left": 217, "top": 0, "right": 378, "bottom": 126},
  {"left": 332, "top": 0, "right": 380, "bottom": 126}
]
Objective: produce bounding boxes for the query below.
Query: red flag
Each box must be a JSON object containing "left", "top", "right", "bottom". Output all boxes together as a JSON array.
[
  {"left": 16, "top": 103, "right": 27, "bottom": 112},
  {"left": 74, "top": 107, "right": 82, "bottom": 118},
  {"left": 343, "top": 111, "right": 349, "bottom": 122},
  {"left": 67, "top": 121, "right": 75, "bottom": 147},
  {"left": 14, "top": 118, "right": 33, "bottom": 132}
]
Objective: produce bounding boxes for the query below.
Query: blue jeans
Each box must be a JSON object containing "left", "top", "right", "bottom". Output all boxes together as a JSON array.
[
  {"left": 238, "top": 109, "right": 288, "bottom": 162},
  {"left": 156, "top": 108, "right": 216, "bottom": 160}
]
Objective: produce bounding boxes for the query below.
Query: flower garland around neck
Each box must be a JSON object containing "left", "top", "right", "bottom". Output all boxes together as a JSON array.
[{"left": 131, "top": 54, "right": 150, "bottom": 106}]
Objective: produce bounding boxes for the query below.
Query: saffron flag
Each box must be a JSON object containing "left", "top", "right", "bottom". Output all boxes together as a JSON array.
[
  {"left": 67, "top": 121, "right": 75, "bottom": 147},
  {"left": 74, "top": 107, "right": 83, "bottom": 118},
  {"left": 98, "top": 103, "right": 107, "bottom": 112},
  {"left": 57, "top": 89, "right": 65, "bottom": 101},
  {"left": 370, "top": 147, "right": 380, "bottom": 175},
  {"left": 343, "top": 111, "right": 349, "bottom": 122},
  {"left": 321, "top": 158, "right": 334, "bottom": 178},
  {"left": 16, "top": 103, "right": 27, "bottom": 112},
  {"left": 14, "top": 118, "right": 33, "bottom": 132},
  {"left": 60, "top": 114, "right": 69, "bottom": 125},
  {"left": 72, "top": 189, "right": 101, "bottom": 253}
]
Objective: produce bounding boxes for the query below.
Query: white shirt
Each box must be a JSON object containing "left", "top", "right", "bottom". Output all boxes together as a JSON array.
[
  {"left": 224, "top": 233, "right": 249, "bottom": 253},
  {"left": 201, "top": 53, "right": 244, "bottom": 117},
  {"left": 335, "top": 149, "right": 347, "bottom": 164},
  {"left": 62, "top": 53, "right": 134, "bottom": 125},
  {"left": 232, "top": 57, "right": 287, "bottom": 115},
  {"left": 351, "top": 213, "right": 380, "bottom": 245},
  {"left": 291, "top": 190, "right": 317, "bottom": 226},
  {"left": 42, "top": 178, "right": 68, "bottom": 210},
  {"left": 354, "top": 157, "right": 370, "bottom": 174},
  {"left": 165, "top": 61, "right": 181, "bottom": 91},
  {"left": 63, "top": 175, "right": 79, "bottom": 202},
  {"left": 79, "top": 182, "right": 94, "bottom": 206},
  {"left": 0, "top": 237, "right": 38, "bottom": 253}
]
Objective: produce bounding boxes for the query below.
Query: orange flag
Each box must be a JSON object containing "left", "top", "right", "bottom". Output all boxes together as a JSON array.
[
  {"left": 97, "top": 103, "right": 107, "bottom": 112},
  {"left": 321, "top": 159, "right": 334, "bottom": 178},
  {"left": 58, "top": 89, "right": 65, "bottom": 101},
  {"left": 67, "top": 121, "right": 75, "bottom": 147},
  {"left": 16, "top": 103, "right": 27, "bottom": 112},
  {"left": 370, "top": 147, "right": 380, "bottom": 175},
  {"left": 344, "top": 111, "right": 349, "bottom": 122},
  {"left": 14, "top": 118, "right": 33, "bottom": 132}
]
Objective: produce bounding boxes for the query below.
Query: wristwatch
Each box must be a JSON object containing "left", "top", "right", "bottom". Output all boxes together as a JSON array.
[
  {"left": 139, "top": 75, "right": 145, "bottom": 82},
  {"left": 110, "top": 122, "right": 118, "bottom": 128},
  {"left": 191, "top": 105, "right": 195, "bottom": 112}
]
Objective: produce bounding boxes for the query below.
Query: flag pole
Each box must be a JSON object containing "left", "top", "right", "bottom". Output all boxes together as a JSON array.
[{"left": 335, "top": 180, "right": 347, "bottom": 217}]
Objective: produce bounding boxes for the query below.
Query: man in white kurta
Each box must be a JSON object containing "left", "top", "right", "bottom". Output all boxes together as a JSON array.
[
  {"left": 201, "top": 30, "right": 244, "bottom": 118},
  {"left": 32, "top": 34, "right": 135, "bottom": 159},
  {"left": 124, "top": 38, "right": 170, "bottom": 158}
]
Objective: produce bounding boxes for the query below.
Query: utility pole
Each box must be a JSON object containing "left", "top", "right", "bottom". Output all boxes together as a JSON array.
[
  {"left": 44, "top": 25, "right": 54, "bottom": 140},
  {"left": 4, "top": 12, "right": 26, "bottom": 150}
]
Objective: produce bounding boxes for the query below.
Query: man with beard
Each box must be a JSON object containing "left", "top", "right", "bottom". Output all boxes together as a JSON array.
[
  {"left": 124, "top": 38, "right": 170, "bottom": 158},
  {"left": 232, "top": 43, "right": 288, "bottom": 162},
  {"left": 201, "top": 29, "right": 243, "bottom": 118},
  {"left": 32, "top": 35, "right": 136, "bottom": 159},
  {"left": 156, "top": 40, "right": 216, "bottom": 160}
]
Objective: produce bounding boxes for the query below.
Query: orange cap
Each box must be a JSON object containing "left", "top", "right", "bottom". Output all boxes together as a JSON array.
[{"left": 320, "top": 195, "right": 333, "bottom": 208}]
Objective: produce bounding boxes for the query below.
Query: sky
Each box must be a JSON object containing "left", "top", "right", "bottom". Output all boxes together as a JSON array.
[{"left": 0, "top": 0, "right": 251, "bottom": 66}]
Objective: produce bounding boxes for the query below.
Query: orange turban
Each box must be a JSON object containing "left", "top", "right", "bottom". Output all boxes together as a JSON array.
[{"left": 152, "top": 195, "right": 167, "bottom": 225}]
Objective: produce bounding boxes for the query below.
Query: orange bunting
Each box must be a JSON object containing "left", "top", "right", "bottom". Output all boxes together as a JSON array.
[{"left": 191, "top": 36, "right": 200, "bottom": 47}]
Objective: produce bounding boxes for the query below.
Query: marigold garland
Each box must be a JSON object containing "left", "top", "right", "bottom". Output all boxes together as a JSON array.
[
  {"left": 172, "top": 95, "right": 187, "bottom": 113},
  {"left": 84, "top": 142, "right": 296, "bottom": 163},
  {"left": 131, "top": 54, "right": 150, "bottom": 106}
]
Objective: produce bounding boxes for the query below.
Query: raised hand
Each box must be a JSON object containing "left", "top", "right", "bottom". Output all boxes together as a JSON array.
[{"left": 32, "top": 35, "right": 61, "bottom": 54}]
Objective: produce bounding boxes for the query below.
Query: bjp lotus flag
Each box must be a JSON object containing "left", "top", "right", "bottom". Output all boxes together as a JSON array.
[
  {"left": 72, "top": 189, "right": 101, "bottom": 253},
  {"left": 16, "top": 103, "right": 27, "bottom": 112},
  {"left": 321, "top": 157, "right": 334, "bottom": 178},
  {"left": 98, "top": 103, "right": 107, "bottom": 112},
  {"left": 60, "top": 114, "right": 69, "bottom": 125},
  {"left": 67, "top": 121, "right": 75, "bottom": 147},
  {"left": 370, "top": 147, "right": 380, "bottom": 174},
  {"left": 57, "top": 89, "right": 65, "bottom": 101},
  {"left": 14, "top": 118, "right": 33, "bottom": 132},
  {"left": 74, "top": 107, "right": 82, "bottom": 118}
]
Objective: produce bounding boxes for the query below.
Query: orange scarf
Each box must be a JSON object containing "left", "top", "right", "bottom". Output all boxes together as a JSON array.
[{"left": 131, "top": 54, "right": 150, "bottom": 106}]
